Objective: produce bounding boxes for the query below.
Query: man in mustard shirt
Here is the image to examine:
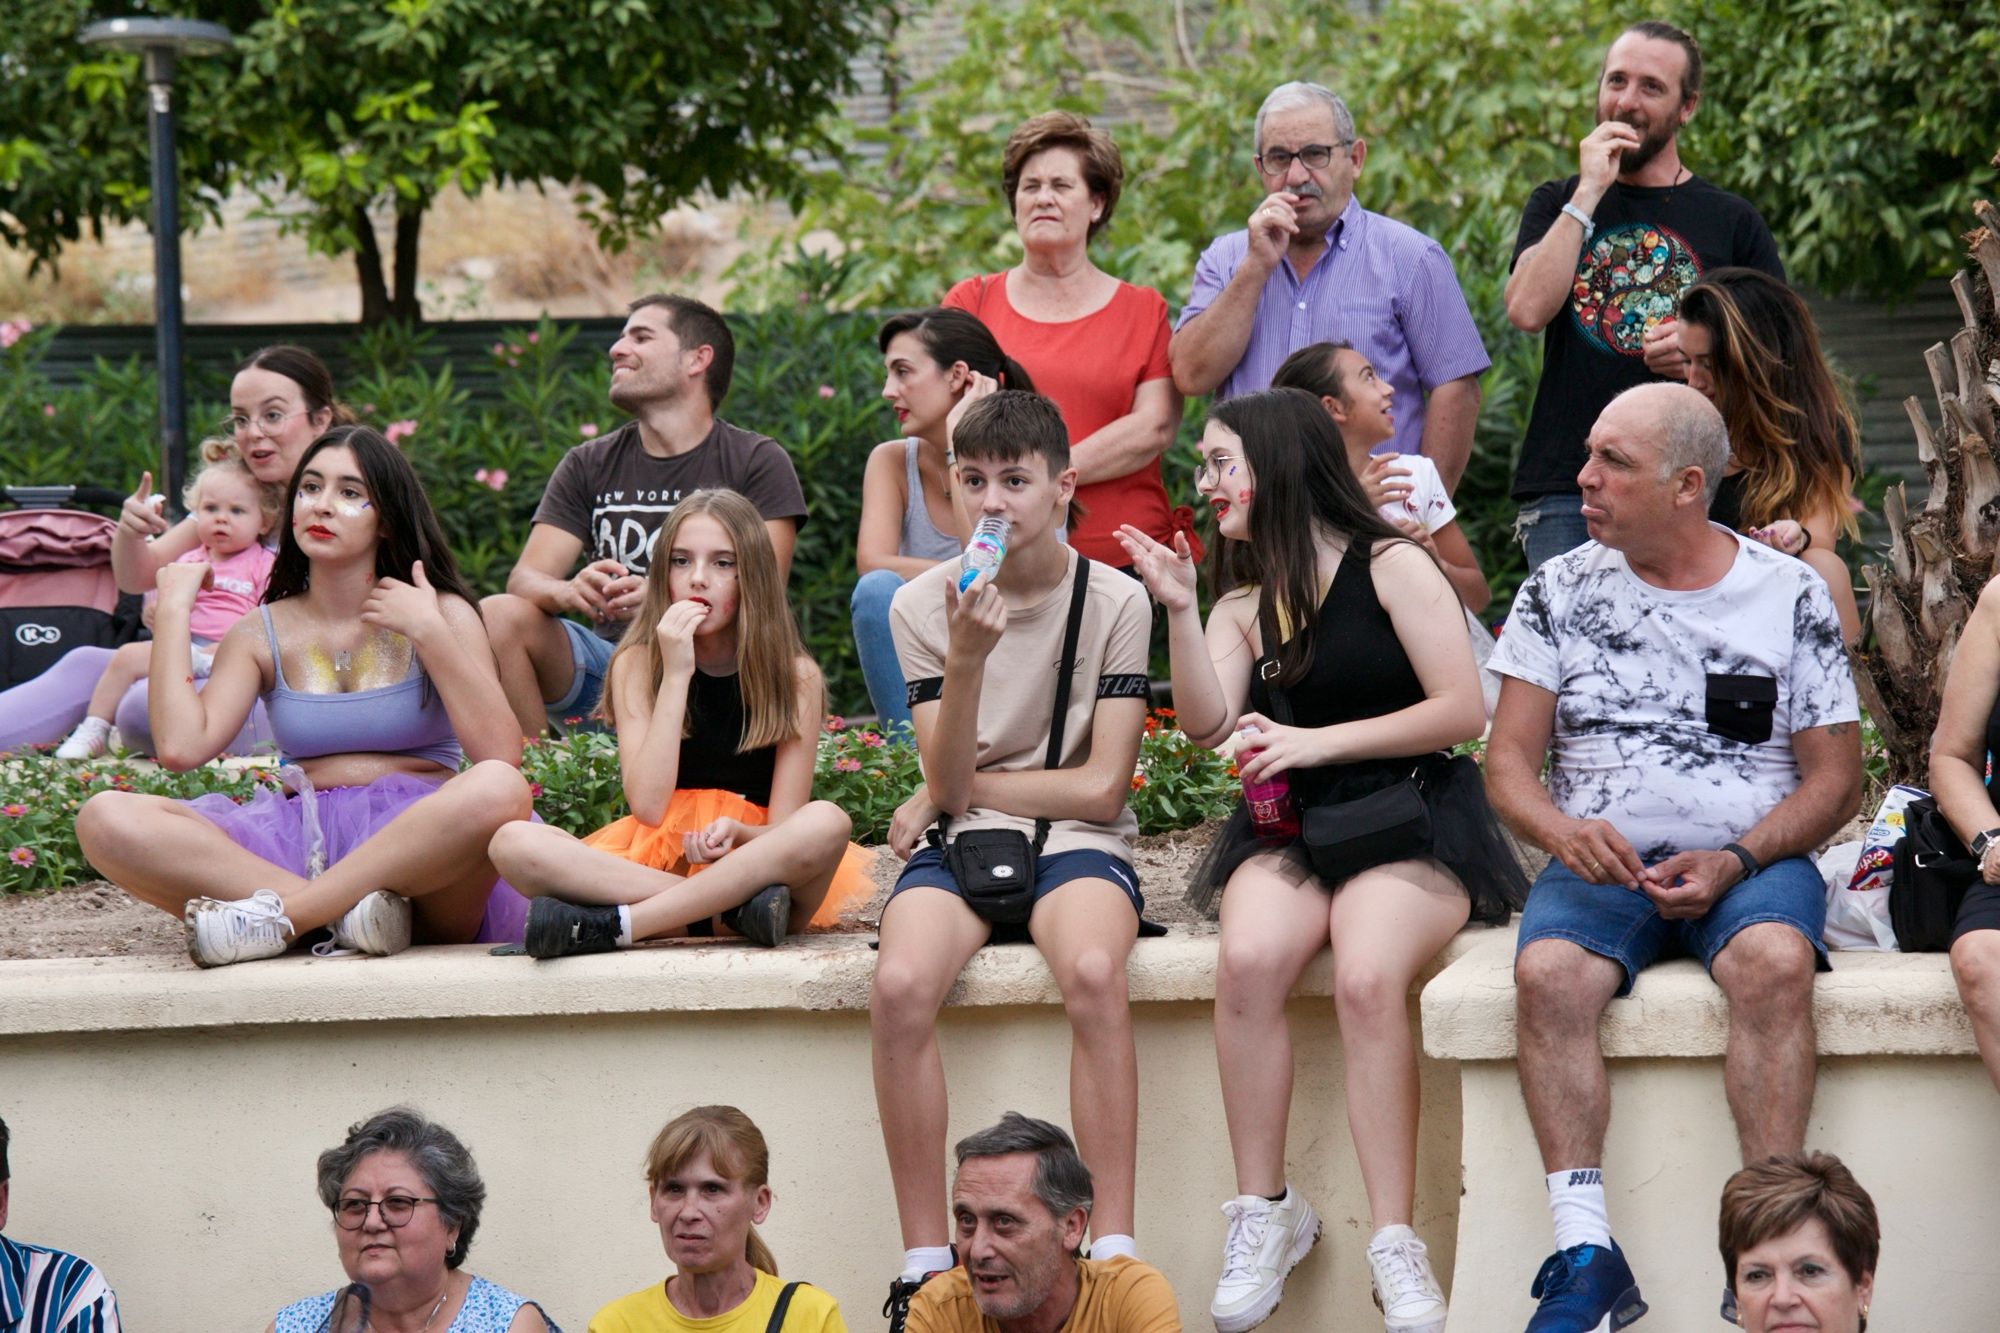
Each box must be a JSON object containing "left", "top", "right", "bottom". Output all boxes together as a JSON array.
[{"left": 907, "top": 1115, "right": 1179, "bottom": 1333}]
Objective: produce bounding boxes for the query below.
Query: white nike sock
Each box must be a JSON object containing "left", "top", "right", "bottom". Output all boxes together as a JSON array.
[
  {"left": 1546, "top": 1168, "right": 1612, "bottom": 1252},
  {"left": 615, "top": 905, "right": 634, "bottom": 949},
  {"left": 901, "top": 1246, "right": 954, "bottom": 1283},
  {"left": 1088, "top": 1234, "right": 1137, "bottom": 1261}
]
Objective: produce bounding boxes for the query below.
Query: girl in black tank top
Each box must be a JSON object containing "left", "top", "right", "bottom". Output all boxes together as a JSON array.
[
  {"left": 489, "top": 490, "right": 871, "bottom": 955},
  {"left": 1117, "top": 390, "right": 1524, "bottom": 1326}
]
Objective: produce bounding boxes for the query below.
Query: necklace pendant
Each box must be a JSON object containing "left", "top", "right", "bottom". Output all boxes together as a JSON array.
[{"left": 334, "top": 650, "right": 352, "bottom": 674}]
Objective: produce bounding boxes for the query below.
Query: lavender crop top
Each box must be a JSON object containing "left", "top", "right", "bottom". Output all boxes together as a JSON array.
[{"left": 258, "top": 605, "right": 463, "bottom": 770}]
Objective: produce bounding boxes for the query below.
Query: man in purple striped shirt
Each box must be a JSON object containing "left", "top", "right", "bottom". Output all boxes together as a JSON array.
[{"left": 1169, "top": 81, "right": 1489, "bottom": 491}]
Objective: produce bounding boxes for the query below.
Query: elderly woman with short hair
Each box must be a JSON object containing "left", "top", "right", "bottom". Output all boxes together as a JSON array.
[
  {"left": 1718, "top": 1151, "right": 1879, "bottom": 1332},
  {"left": 270, "top": 1108, "right": 557, "bottom": 1333},
  {"left": 942, "top": 110, "right": 1187, "bottom": 571}
]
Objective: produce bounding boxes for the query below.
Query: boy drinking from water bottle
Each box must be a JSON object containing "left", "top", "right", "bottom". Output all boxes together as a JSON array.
[{"left": 871, "top": 390, "right": 1156, "bottom": 1330}]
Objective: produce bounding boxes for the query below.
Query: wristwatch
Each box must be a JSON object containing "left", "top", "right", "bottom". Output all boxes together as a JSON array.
[{"left": 1971, "top": 829, "right": 2000, "bottom": 860}]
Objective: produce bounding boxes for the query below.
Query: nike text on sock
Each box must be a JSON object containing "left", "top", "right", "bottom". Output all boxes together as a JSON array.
[{"left": 1546, "top": 1168, "right": 1612, "bottom": 1252}]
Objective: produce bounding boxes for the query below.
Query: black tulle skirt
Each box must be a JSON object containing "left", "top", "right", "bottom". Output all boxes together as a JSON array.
[{"left": 1186, "top": 751, "right": 1527, "bottom": 924}]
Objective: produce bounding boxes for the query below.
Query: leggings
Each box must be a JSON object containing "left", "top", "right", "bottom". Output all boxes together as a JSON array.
[{"left": 0, "top": 645, "right": 274, "bottom": 757}]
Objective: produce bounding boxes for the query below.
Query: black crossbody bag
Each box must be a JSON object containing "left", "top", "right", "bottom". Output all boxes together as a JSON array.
[
  {"left": 928, "top": 556, "right": 1092, "bottom": 924},
  {"left": 1256, "top": 598, "right": 1435, "bottom": 883}
]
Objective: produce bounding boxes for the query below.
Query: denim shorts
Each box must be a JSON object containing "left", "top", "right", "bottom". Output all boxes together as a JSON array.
[
  {"left": 549, "top": 617, "right": 617, "bottom": 719},
  {"left": 1516, "top": 855, "right": 1829, "bottom": 996},
  {"left": 891, "top": 845, "right": 1147, "bottom": 942}
]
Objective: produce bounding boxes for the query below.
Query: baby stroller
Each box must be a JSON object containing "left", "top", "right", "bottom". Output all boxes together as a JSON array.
[{"left": 0, "top": 485, "right": 144, "bottom": 689}]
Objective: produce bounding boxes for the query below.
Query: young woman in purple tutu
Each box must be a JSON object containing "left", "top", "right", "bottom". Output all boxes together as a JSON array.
[{"left": 76, "top": 425, "right": 534, "bottom": 967}]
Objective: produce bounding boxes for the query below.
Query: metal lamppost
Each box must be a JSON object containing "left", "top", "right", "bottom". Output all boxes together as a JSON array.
[{"left": 79, "top": 17, "right": 233, "bottom": 519}]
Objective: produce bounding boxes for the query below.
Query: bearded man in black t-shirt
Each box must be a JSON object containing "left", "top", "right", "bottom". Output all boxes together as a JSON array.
[{"left": 1503, "top": 19, "right": 1784, "bottom": 577}]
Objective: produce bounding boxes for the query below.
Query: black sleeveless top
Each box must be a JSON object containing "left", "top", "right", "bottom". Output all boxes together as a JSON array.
[
  {"left": 682, "top": 668, "right": 777, "bottom": 806},
  {"left": 1246, "top": 546, "right": 1429, "bottom": 808}
]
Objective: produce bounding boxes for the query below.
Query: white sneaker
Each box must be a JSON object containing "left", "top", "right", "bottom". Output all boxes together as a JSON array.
[
  {"left": 1367, "top": 1225, "right": 1446, "bottom": 1333},
  {"left": 54, "top": 717, "right": 112, "bottom": 760},
  {"left": 1210, "top": 1188, "right": 1321, "bottom": 1333},
  {"left": 313, "top": 891, "right": 413, "bottom": 958},
  {"left": 185, "top": 889, "right": 294, "bottom": 968}
]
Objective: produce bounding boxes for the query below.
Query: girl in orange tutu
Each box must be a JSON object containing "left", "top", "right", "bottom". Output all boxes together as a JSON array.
[{"left": 490, "top": 489, "right": 873, "bottom": 956}]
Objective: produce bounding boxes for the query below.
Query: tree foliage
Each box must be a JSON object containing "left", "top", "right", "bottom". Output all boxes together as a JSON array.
[{"left": 1, "top": 0, "right": 887, "bottom": 321}]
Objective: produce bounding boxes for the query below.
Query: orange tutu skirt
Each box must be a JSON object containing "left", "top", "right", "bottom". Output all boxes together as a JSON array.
[{"left": 580, "top": 788, "right": 876, "bottom": 930}]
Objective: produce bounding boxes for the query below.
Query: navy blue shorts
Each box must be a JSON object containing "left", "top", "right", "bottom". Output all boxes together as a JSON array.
[
  {"left": 1516, "top": 855, "right": 1828, "bottom": 997},
  {"left": 891, "top": 845, "right": 1148, "bottom": 941}
]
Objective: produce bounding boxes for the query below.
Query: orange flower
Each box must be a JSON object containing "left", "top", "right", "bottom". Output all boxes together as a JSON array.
[{"left": 1130, "top": 773, "right": 1146, "bottom": 790}]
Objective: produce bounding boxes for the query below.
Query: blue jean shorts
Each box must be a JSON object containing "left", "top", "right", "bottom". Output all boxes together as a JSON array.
[
  {"left": 891, "top": 845, "right": 1147, "bottom": 942},
  {"left": 1516, "top": 855, "right": 1828, "bottom": 997},
  {"left": 549, "top": 617, "right": 618, "bottom": 720}
]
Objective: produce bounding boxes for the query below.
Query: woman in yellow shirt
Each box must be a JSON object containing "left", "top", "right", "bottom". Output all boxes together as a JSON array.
[{"left": 589, "top": 1107, "right": 847, "bottom": 1333}]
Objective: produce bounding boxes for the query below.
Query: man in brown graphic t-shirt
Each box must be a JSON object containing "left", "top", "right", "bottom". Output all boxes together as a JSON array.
[{"left": 483, "top": 293, "right": 808, "bottom": 737}]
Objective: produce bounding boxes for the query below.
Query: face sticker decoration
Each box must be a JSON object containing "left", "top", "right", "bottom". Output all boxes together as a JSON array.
[{"left": 292, "top": 491, "right": 372, "bottom": 519}]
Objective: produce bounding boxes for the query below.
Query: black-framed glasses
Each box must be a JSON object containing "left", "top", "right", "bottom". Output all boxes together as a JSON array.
[
  {"left": 1255, "top": 142, "right": 1352, "bottom": 175},
  {"left": 1191, "top": 453, "right": 1240, "bottom": 488},
  {"left": 333, "top": 1195, "right": 440, "bottom": 1230},
  {"left": 223, "top": 407, "right": 309, "bottom": 439}
]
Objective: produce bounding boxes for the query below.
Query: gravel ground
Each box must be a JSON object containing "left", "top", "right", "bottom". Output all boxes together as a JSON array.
[{"left": 0, "top": 823, "right": 1227, "bottom": 962}]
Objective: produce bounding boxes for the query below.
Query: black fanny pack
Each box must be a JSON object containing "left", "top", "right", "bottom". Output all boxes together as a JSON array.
[
  {"left": 1255, "top": 595, "right": 1438, "bottom": 883},
  {"left": 930, "top": 556, "right": 1092, "bottom": 924}
]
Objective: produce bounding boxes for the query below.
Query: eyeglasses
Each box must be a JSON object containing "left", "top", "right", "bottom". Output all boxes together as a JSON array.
[
  {"left": 333, "top": 1195, "right": 440, "bottom": 1230},
  {"left": 1254, "top": 142, "right": 1352, "bottom": 175},
  {"left": 1191, "top": 453, "right": 1240, "bottom": 488},
  {"left": 224, "top": 407, "right": 309, "bottom": 439}
]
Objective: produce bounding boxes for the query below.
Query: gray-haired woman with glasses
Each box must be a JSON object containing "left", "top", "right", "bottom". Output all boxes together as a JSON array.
[{"left": 270, "top": 1108, "right": 558, "bottom": 1333}]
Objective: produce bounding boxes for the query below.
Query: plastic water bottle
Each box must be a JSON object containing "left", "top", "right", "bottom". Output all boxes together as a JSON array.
[
  {"left": 959, "top": 515, "right": 1009, "bottom": 592},
  {"left": 1238, "top": 722, "right": 1299, "bottom": 840}
]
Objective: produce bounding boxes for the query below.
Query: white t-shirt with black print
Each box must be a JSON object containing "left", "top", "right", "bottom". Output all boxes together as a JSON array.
[{"left": 1489, "top": 527, "right": 1857, "bottom": 861}]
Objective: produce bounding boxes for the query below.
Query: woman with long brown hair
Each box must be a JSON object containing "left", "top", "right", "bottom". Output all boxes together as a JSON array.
[
  {"left": 1118, "top": 388, "right": 1523, "bottom": 1333},
  {"left": 490, "top": 489, "right": 869, "bottom": 955},
  {"left": 1676, "top": 267, "right": 1864, "bottom": 641},
  {"left": 78, "top": 425, "right": 533, "bottom": 966}
]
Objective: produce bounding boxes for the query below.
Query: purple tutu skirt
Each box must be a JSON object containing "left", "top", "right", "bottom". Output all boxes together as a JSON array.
[{"left": 179, "top": 768, "right": 531, "bottom": 944}]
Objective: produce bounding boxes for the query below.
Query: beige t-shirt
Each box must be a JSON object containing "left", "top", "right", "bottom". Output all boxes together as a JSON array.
[{"left": 889, "top": 550, "right": 1150, "bottom": 861}]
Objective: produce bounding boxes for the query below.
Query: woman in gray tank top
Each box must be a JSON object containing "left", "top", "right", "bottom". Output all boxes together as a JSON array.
[{"left": 852, "top": 308, "right": 1036, "bottom": 728}]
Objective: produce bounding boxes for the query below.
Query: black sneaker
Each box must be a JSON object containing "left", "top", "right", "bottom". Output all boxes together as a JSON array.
[
  {"left": 524, "top": 898, "right": 622, "bottom": 959},
  {"left": 720, "top": 883, "right": 791, "bottom": 948},
  {"left": 883, "top": 1263, "right": 949, "bottom": 1333}
]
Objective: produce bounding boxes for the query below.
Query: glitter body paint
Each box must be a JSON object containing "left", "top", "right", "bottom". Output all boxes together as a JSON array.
[{"left": 289, "top": 628, "right": 415, "bottom": 693}]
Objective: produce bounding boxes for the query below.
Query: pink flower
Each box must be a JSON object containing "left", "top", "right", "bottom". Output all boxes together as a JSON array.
[
  {"left": 834, "top": 757, "right": 862, "bottom": 773},
  {"left": 526, "top": 332, "right": 539, "bottom": 345},
  {"left": 529, "top": 782, "right": 543, "bottom": 798},
  {"left": 41, "top": 403, "right": 55, "bottom": 417},
  {"left": 509, "top": 344, "right": 524, "bottom": 356},
  {"left": 384, "top": 419, "right": 418, "bottom": 445},
  {"left": 0, "top": 805, "right": 23, "bottom": 816},
  {"left": 8, "top": 847, "right": 33, "bottom": 867},
  {"left": 0, "top": 318, "right": 30, "bottom": 349},
  {"left": 492, "top": 342, "right": 506, "bottom": 356},
  {"left": 823, "top": 715, "right": 846, "bottom": 732},
  {"left": 817, "top": 384, "right": 836, "bottom": 399},
  {"left": 474, "top": 467, "right": 509, "bottom": 491},
  {"left": 507, "top": 357, "right": 519, "bottom": 367},
  {"left": 579, "top": 423, "right": 599, "bottom": 438},
  {"left": 860, "top": 731, "right": 884, "bottom": 748}
]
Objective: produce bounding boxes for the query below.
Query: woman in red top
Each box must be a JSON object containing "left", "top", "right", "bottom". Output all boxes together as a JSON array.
[{"left": 943, "top": 111, "right": 1190, "bottom": 567}]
